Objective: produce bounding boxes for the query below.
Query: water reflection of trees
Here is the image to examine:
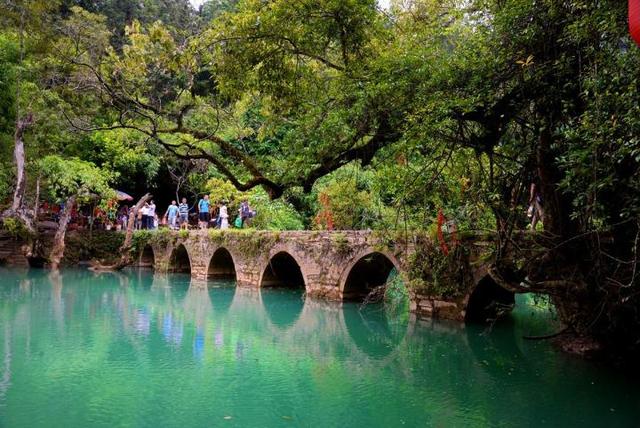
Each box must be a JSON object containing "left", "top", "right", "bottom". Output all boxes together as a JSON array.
[
  {"left": 1, "top": 270, "right": 639, "bottom": 427},
  {"left": 342, "top": 304, "right": 408, "bottom": 359},
  {"left": 0, "top": 323, "right": 11, "bottom": 404},
  {"left": 48, "top": 271, "right": 65, "bottom": 332}
]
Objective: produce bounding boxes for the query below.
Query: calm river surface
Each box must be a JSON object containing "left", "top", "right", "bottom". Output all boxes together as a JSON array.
[{"left": 0, "top": 267, "right": 638, "bottom": 427}]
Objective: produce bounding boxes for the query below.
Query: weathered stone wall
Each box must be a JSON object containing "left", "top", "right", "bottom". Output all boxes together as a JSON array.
[
  {"left": 409, "top": 291, "right": 466, "bottom": 321},
  {"left": 0, "top": 232, "right": 30, "bottom": 267},
  {"left": 139, "top": 230, "right": 412, "bottom": 302}
]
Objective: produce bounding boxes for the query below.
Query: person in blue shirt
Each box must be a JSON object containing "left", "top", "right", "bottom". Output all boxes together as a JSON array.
[
  {"left": 198, "top": 195, "right": 210, "bottom": 229},
  {"left": 165, "top": 200, "right": 179, "bottom": 230}
]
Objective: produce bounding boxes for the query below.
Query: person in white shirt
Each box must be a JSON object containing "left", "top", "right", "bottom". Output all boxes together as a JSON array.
[
  {"left": 140, "top": 203, "right": 150, "bottom": 230},
  {"left": 147, "top": 200, "right": 156, "bottom": 229},
  {"left": 219, "top": 202, "right": 229, "bottom": 229}
]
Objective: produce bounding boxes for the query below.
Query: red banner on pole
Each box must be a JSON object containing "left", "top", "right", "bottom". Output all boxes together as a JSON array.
[{"left": 630, "top": 0, "right": 640, "bottom": 46}]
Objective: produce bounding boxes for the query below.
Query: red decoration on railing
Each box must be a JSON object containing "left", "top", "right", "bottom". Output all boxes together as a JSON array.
[
  {"left": 631, "top": 0, "right": 640, "bottom": 46},
  {"left": 315, "top": 192, "right": 334, "bottom": 231}
]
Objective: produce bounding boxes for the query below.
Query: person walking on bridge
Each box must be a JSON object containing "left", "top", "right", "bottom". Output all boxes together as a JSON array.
[
  {"left": 147, "top": 200, "right": 156, "bottom": 230},
  {"left": 165, "top": 201, "right": 178, "bottom": 230},
  {"left": 219, "top": 201, "right": 229, "bottom": 230},
  {"left": 240, "top": 199, "right": 254, "bottom": 227},
  {"left": 140, "top": 202, "right": 150, "bottom": 230},
  {"left": 178, "top": 198, "right": 189, "bottom": 230},
  {"left": 198, "top": 195, "right": 211, "bottom": 229}
]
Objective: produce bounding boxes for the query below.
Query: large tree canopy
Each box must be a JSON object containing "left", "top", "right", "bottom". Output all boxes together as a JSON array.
[{"left": 53, "top": 1, "right": 404, "bottom": 199}]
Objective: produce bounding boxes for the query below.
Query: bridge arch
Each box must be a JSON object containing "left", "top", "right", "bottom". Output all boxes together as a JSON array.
[
  {"left": 260, "top": 251, "right": 306, "bottom": 289},
  {"left": 140, "top": 245, "right": 155, "bottom": 268},
  {"left": 169, "top": 244, "right": 191, "bottom": 273},
  {"left": 464, "top": 274, "right": 515, "bottom": 323},
  {"left": 340, "top": 251, "right": 402, "bottom": 301},
  {"left": 207, "top": 247, "right": 237, "bottom": 280}
]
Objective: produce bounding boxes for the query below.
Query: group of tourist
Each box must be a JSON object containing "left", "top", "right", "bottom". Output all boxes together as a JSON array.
[
  {"left": 115, "top": 195, "right": 256, "bottom": 231},
  {"left": 140, "top": 200, "right": 157, "bottom": 229},
  {"left": 157, "top": 196, "right": 256, "bottom": 231},
  {"left": 116, "top": 201, "right": 158, "bottom": 230}
]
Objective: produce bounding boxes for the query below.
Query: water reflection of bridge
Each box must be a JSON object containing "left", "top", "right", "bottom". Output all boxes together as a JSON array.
[
  {"left": 0, "top": 267, "right": 513, "bottom": 370},
  {"left": 146, "top": 274, "right": 415, "bottom": 364}
]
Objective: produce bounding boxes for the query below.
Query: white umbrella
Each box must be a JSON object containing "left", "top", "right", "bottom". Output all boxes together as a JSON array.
[{"left": 116, "top": 190, "right": 134, "bottom": 201}]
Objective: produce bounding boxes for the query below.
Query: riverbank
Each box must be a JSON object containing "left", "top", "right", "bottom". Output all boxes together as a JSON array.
[{"left": 0, "top": 229, "right": 124, "bottom": 267}]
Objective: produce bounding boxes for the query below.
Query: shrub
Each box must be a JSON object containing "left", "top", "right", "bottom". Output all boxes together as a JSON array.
[
  {"left": 150, "top": 228, "right": 173, "bottom": 246},
  {"left": 131, "top": 230, "right": 153, "bottom": 255},
  {"left": 407, "top": 239, "right": 470, "bottom": 299},
  {"left": 332, "top": 233, "right": 351, "bottom": 255},
  {"left": 1, "top": 217, "right": 32, "bottom": 240}
]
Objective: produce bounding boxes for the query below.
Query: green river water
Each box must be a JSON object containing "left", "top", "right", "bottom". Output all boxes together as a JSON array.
[{"left": 0, "top": 267, "right": 638, "bottom": 427}]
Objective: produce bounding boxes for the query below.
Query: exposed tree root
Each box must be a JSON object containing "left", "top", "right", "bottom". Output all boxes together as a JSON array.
[
  {"left": 359, "top": 285, "right": 386, "bottom": 308},
  {"left": 523, "top": 327, "right": 568, "bottom": 341}
]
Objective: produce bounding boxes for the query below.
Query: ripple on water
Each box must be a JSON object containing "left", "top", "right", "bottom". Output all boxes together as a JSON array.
[{"left": 0, "top": 268, "right": 639, "bottom": 427}]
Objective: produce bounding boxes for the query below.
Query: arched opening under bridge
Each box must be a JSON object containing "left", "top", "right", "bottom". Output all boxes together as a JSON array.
[
  {"left": 207, "top": 247, "right": 236, "bottom": 280},
  {"left": 465, "top": 275, "right": 515, "bottom": 323},
  {"left": 140, "top": 245, "right": 155, "bottom": 268},
  {"left": 260, "top": 252, "right": 305, "bottom": 289},
  {"left": 342, "top": 252, "right": 398, "bottom": 302},
  {"left": 169, "top": 244, "right": 191, "bottom": 274}
]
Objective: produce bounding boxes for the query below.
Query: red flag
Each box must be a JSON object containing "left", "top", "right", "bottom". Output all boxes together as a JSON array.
[{"left": 630, "top": 0, "right": 640, "bottom": 46}]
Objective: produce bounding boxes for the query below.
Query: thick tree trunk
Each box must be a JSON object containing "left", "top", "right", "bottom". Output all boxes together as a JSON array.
[
  {"left": 113, "top": 193, "right": 152, "bottom": 270},
  {"left": 49, "top": 195, "right": 76, "bottom": 271},
  {"left": 11, "top": 114, "right": 33, "bottom": 212},
  {"left": 533, "top": 127, "right": 611, "bottom": 352},
  {"left": 1, "top": 114, "right": 36, "bottom": 235},
  {"left": 536, "top": 127, "right": 577, "bottom": 239},
  {"left": 33, "top": 175, "right": 40, "bottom": 221}
]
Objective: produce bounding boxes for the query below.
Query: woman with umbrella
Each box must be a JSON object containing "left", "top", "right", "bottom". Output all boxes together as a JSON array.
[{"left": 116, "top": 191, "right": 134, "bottom": 230}]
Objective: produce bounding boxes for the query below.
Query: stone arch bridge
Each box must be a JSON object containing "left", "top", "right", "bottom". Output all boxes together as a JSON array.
[{"left": 135, "top": 230, "right": 513, "bottom": 322}]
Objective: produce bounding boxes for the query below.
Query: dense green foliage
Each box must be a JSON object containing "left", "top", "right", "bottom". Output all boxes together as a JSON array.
[
  {"left": 39, "top": 155, "right": 115, "bottom": 204},
  {"left": 63, "top": 230, "right": 125, "bottom": 264},
  {"left": 0, "top": 0, "right": 639, "bottom": 356}
]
